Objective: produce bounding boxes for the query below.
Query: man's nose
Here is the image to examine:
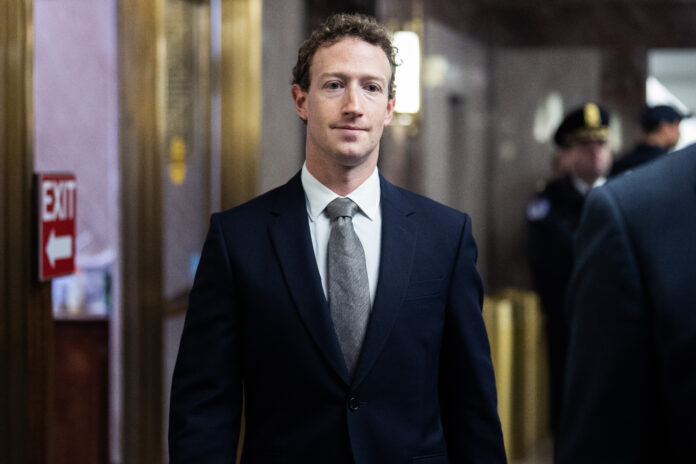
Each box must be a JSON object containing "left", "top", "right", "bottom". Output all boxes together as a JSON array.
[{"left": 342, "top": 83, "right": 363, "bottom": 115}]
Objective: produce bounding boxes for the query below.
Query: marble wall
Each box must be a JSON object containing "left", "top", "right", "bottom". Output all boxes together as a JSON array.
[
  {"left": 34, "top": 0, "right": 119, "bottom": 260},
  {"left": 488, "top": 48, "right": 602, "bottom": 289},
  {"left": 259, "top": 0, "right": 306, "bottom": 192},
  {"left": 420, "top": 18, "right": 491, "bottom": 285}
]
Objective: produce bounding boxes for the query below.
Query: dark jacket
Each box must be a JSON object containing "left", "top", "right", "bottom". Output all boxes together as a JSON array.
[
  {"left": 169, "top": 172, "right": 506, "bottom": 464},
  {"left": 527, "top": 175, "right": 585, "bottom": 318},
  {"left": 558, "top": 143, "right": 696, "bottom": 463},
  {"left": 526, "top": 175, "right": 587, "bottom": 435},
  {"left": 609, "top": 143, "right": 667, "bottom": 177}
]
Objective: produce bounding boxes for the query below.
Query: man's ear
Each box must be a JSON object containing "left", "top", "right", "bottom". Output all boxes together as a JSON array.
[
  {"left": 383, "top": 97, "right": 396, "bottom": 126},
  {"left": 291, "top": 84, "right": 308, "bottom": 121}
]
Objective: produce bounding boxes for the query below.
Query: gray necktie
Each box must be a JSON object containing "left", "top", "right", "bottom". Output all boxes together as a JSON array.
[{"left": 326, "top": 197, "right": 370, "bottom": 376}]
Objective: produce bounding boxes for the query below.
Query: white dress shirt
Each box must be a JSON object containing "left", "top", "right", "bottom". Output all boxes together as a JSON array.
[
  {"left": 301, "top": 163, "right": 382, "bottom": 306},
  {"left": 573, "top": 176, "right": 606, "bottom": 196}
]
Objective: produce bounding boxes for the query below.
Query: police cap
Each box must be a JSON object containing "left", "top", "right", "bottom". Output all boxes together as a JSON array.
[
  {"left": 553, "top": 102, "right": 610, "bottom": 148},
  {"left": 640, "top": 104, "right": 688, "bottom": 132}
]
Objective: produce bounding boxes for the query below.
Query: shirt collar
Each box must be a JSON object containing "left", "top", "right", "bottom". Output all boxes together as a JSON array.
[
  {"left": 573, "top": 176, "right": 606, "bottom": 195},
  {"left": 301, "top": 162, "right": 381, "bottom": 222}
]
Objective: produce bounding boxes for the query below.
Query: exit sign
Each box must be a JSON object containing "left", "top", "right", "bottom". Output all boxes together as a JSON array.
[{"left": 37, "top": 173, "right": 77, "bottom": 281}]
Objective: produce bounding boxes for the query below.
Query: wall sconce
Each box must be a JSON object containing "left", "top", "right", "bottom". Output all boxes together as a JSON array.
[{"left": 393, "top": 30, "right": 421, "bottom": 124}]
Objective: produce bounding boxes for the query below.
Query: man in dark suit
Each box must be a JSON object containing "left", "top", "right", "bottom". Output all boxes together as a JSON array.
[
  {"left": 526, "top": 102, "right": 612, "bottom": 439},
  {"left": 610, "top": 104, "right": 685, "bottom": 176},
  {"left": 557, "top": 142, "right": 696, "bottom": 463},
  {"left": 169, "top": 13, "right": 505, "bottom": 464}
]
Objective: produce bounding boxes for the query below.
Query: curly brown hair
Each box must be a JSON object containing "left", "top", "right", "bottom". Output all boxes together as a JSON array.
[{"left": 291, "top": 13, "right": 398, "bottom": 99}]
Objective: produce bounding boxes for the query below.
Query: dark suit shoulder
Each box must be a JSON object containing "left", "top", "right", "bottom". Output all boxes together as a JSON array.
[
  {"left": 587, "top": 143, "right": 696, "bottom": 280},
  {"left": 604, "top": 143, "right": 696, "bottom": 214},
  {"left": 382, "top": 178, "right": 467, "bottom": 218},
  {"left": 381, "top": 178, "right": 470, "bottom": 225}
]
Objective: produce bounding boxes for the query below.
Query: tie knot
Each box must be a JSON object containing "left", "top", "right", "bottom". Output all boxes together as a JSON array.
[{"left": 326, "top": 197, "right": 359, "bottom": 220}]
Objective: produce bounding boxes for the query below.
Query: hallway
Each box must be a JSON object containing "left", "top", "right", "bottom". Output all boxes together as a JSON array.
[{"left": 3, "top": 0, "right": 696, "bottom": 462}]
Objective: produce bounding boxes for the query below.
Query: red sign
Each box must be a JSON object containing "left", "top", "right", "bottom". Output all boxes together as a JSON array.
[{"left": 38, "top": 173, "right": 77, "bottom": 281}]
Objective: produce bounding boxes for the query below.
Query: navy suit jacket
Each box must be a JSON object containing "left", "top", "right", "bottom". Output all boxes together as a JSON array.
[
  {"left": 557, "top": 144, "right": 696, "bottom": 463},
  {"left": 169, "top": 172, "right": 506, "bottom": 464}
]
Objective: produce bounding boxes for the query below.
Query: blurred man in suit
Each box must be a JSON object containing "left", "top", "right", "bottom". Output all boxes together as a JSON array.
[
  {"left": 557, "top": 142, "right": 696, "bottom": 463},
  {"left": 169, "top": 13, "right": 505, "bottom": 464},
  {"left": 610, "top": 104, "right": 685, "bottom": 176},
  {"left": 527, "top": 102, "right": 612, "bottom": 440}
]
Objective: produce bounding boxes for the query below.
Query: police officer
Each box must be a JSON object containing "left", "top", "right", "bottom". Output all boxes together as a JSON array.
[
  {"left": 610, "top": 104, "right": 686, "bottom": 176},
  {"left": 527, "top": 102, "right": 613, "bottom": 441}
]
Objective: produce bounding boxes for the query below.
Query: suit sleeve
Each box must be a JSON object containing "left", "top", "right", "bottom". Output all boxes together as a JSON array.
[
  {"left": 439, "top": 215, "right": 507, "bottom": 463},
  {"left": 556, "top": 186, "right": 653, "bottom": 464},
  {"left": 169, "top": 213, "right": 244, "bottom": 463}
]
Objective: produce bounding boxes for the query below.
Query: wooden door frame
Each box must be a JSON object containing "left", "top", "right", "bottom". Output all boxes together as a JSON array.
[
  {"left": 118, "top": 0, "right": 166, "bottom": 462},
  {"left": 117, "top": 0, "right": 263, "bottom": 461},
  {"left": 1, "top": 1, "right": 54, "bottom": 463}
]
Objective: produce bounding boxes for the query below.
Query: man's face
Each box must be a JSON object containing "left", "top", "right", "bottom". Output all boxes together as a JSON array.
[
  {"left": 570, "top": 138, "right": 612, "bottom": 184},
  {"left": 292, "top": 37, "right": 395, "bottom": 173},
  {"left": 552, "top": 146, "right": 574, "bottom": 178},
  {"left": 664, "top": 121, "right": 681, "bottom": 149}
]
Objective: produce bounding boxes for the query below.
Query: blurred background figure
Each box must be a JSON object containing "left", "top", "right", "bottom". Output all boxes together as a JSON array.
[
  {"left": 550, "top": 144, "right": 575, "bottom": 180},
  {"left": 526, "top": 102, "right": 612, "bottom": 445},
  {"left": 558, "top": 142, "right": 696, "bottom": 464},
  {"left": 610, "top": 104, "right": 686, "bottom": 176}
]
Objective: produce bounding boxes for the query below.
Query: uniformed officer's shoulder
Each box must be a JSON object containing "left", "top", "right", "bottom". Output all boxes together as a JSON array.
[
  {"left": 526, "top": 177, "right": 564, "bottom": 221},
  {"left": 542, "top": 177, "right": 573, "bottom": 197}
]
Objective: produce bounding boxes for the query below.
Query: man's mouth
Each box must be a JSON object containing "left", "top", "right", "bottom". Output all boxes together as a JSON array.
[{"left": 333, "top": 125, "right": 366, "bottom": 132}]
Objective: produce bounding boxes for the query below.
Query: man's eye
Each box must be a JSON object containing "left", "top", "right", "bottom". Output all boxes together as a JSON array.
[
  {"left": 366, "top": 84, "right": 380, "bottom": 92},
  {"left": 327, "top": 82, "right": 342, "bottom": 89}
]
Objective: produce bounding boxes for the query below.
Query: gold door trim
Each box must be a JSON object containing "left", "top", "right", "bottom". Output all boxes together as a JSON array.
[
  {"left": 220, "top": 0, "right": 263, "bottom": 210},
  {"left": 118, "top": 0, "right": 166, "bottom": 462}
]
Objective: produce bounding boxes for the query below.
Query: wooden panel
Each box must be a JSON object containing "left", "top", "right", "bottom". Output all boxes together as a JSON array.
[
  {"left": 53, "top": 319, "right": 109, "bottom": 464},
  {"left": 1, "top": 0, "right": 54, "bottom": 463}
]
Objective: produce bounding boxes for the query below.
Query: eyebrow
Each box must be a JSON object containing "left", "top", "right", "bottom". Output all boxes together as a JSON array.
[{"left": 317, "top": 72, "right": 388, "bottom": 85}]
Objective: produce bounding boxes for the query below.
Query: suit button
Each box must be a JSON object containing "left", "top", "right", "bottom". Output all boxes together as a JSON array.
[{"left": 348, "top": 396, "right": 360, "bottom": 411}]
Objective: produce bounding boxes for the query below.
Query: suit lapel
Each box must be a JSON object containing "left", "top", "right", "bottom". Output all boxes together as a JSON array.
[
  {"left": 352, "top": 176, "right": 418, "bottom": 388},
  {"left": 268, "top": 173, "right": 350, "bottom": 385}
]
